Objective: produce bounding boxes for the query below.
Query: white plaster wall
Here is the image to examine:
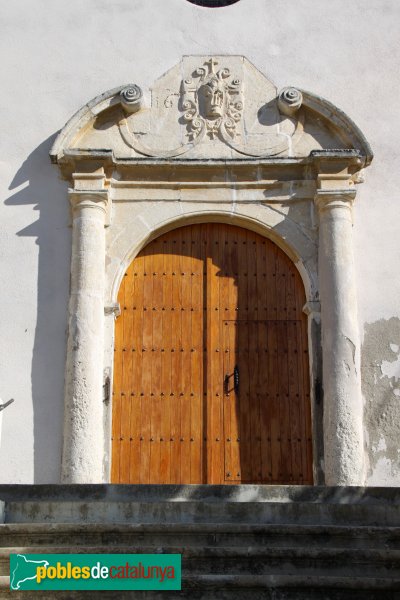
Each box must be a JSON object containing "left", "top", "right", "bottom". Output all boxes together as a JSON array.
[{"left": 0, "top": 0, "right": 399, "bottom": 483}]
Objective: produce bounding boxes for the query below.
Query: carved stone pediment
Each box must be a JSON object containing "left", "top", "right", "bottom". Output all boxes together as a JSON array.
[{"left": 51, "top": 55, "right": 372, "bottom": 167}]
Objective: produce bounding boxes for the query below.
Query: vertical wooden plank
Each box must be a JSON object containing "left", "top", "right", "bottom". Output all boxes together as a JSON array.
[
  {"left": 160, "top": 234, "right": 172, "bottom": 484},
  {"left": 247, "top": 232, "right": 258, "bottom": 320},
  {"left": 276, "top": 252, "right": 292, "bottom": 483},
  {"left": 247, "top": 232, "right": 261, "bottom": 481},
  {"left": 139, "top": 247, "right": 153, "bottom": 483},
  {"left": 119, "top": 265, "right": 134, "bottom": 482},
  {"left": 237, "top": 228, "right": 249, "bottom": 322},
  {"left": 259, "top": 321, "right": 272, "bottom": 482},
  {"left": 126, "top": 255, "right": 143, "bottom": 483},
  {"left": 301, "top": 318, "right": 313, "bottom": 473},
  {"left": 208, "top": 224, "right": 224, "bottom": 483},
  {"left": 286, "top": 261, "right": 304, "bottom": 484},
  {"left": 288, "top": 320, "right": 303, "bottom": 483},
  {"left": 125, "top": 265, "right": 134, "bottom": 485},
  {"left": 286, "top": 265, "right": 301, "bottom": 483},
  {"left": 287, "top": 263, "right": 298, "bottom": 320},
  {"left": 219, "top": 225, "right": 228, "bottom": 329},
  {"left": 249, "top": 319, "right": 262, "bottom": 481},
  {"left": 222, "top": 320, "right": 232, "bottom": 481},
  {"left": 268, "top": 321, "right": 281, "bottom": 482},
  {"left": 256, "top": 236, "right": 268, "bottom": 482},
  {"left": 199, "top": 224, "right": 208, "bottom": 483},
  {"left": 180, "top": 229, "right": 192, "bottom": 484},
  {"left": 226, "top": 227, "right": 240, "bottom": 482},
  {"left": 237, "top": 230, "right": 251, "bottom": 481},
  {"left": 217, "top": 224, "right": 225, "bottom": 484},
  {"left": 170, "top": 228, "right": 182, "bottom": 483},
  {"left": 229, "top": 321, "right": 241, "bottom": 482},
  {"left": 302, "top": 313, "right": 313, "bottom": 484},
  {"left": 257, "top": 237, "right": 267, "bottom": 322},
  {"left": 149, "top": 239, "right": 163, "bottom": 483},
  {"left": 266, "top": 241, "right": 277, "bottom": 322},
  {"left": 129, "top": 252, "right": 144, "bottom": 483},
  {"left": 206, "top": 223, "right": 213, "bottom": 482},
  {"left": 276, "top": 252, "right": 287, "bottom": 322},
  {"left": 190, "top": 225, "right": 203, "bottom": 483},
  {"left": 295, "top": 316, "right": 308, "bottom": 484},
  {"left": 277, "top": 320, "right": 292, "bottom": 483},
  {"left": 228, "top": 226, "right": 239, "bottom": 320},
  {"left": 218, "top": 225, "right": 229, "bottom": 482}
]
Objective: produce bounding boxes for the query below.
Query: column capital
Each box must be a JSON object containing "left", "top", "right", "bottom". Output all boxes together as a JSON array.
[
  {"left": 68, "top": 189, "right": 111, "bottom": 225},
  {"left": 314, "top": 188, "right": 357, "bottom": 213}
]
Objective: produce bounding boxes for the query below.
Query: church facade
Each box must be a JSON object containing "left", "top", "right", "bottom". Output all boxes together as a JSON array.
[{"left": 0, "top": 0, "right": 399, "bottom": 488}]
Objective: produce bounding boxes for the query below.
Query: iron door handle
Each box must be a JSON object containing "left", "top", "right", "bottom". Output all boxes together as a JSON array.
[
  {"left": 224, "top": 374, "right": 229, "bottom": 395},
  {"left": 234, "top": 365, "right": 239, "bottom": 393}
]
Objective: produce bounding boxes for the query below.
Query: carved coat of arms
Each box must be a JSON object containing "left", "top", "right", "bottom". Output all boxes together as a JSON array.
[{"left": 181, "top": 58, "right": 244, "bottom": 141}]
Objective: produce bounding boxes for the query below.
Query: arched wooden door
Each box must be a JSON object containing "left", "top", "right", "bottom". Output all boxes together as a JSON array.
[{"left": 111, "top": 224, "right": 313, "bottom": 484}]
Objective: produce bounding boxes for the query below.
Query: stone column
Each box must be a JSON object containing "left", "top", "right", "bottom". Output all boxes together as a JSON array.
[
  {"left": 61, "top": 174, "right": 109, "bottom": 483},
  {"left": 315, "top": 188, "right": 364, "bottom": 485}
]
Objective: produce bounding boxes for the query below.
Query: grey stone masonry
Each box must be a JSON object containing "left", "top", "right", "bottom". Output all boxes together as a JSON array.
[{"left": 1, "top": 486, "right": 400, "bottom": 598}]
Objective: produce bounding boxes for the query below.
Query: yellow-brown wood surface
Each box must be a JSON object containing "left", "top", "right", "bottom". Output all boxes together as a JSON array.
[{"left": 111, "top": 224, "right": 313, "bottom": 484}]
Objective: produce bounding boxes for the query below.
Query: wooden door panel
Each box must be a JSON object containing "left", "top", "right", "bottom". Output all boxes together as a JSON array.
[
  {"left": 112, "top": 226, "right": 205, "bottom": 484},
  {"left": 190, "top": 224, "right": 203, "bottom": 483},
  {"left": 112, "top": 223, "right": 313, "bottom": 485},
  {"left": 207, "top": 224, "right": 224, "bottom": 484},
  {"left": 223, "top": 320, "right": 311, "bottom": 484}
]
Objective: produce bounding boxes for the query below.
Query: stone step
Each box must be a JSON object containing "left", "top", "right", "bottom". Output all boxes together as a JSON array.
[
  {"left": 2, "top": 484, "right": 400, "bottom": 503},
  {"left": 4, "top": 500, "right": 400, "bottom": 526},
  {"left": 1, "top": 522, "right": 400, "bottom": 549},
  {"left": 1, "top": 486, "right": 399, "bottom": 598},
  {"left": 2, "top": 485, "right": 399, "bottom": 526},
  {"left": 1, "top": 573, "right": 400, "bottom": 599},
  {"left": 1, "top": 545, "right": 400, "bottom": 578}
]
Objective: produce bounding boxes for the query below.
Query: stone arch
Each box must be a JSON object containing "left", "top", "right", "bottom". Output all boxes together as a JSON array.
[
  {"left": 104, "top": 208, "right": 321, "bottom": 484},
  {"left": 107, "top": 207, "right": 318, "bottom": 311}
]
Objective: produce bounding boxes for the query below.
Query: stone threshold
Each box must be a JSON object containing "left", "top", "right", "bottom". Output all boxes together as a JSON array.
[{"left": 0, "top": 485, "right": 399, "bottom": 503}]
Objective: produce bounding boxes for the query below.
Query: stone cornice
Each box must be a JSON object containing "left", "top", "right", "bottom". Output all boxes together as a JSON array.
[
  {"left": 58, "top": 151, "right": 366, "bottom": 202},
  {"left": 57, "top": 149, "right": 365, "bottom": 168}
]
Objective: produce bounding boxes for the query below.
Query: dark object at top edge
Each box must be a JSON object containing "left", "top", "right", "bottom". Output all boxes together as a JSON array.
[{"left": 186, "top": 0, "right": 240, "bottom": 8}]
